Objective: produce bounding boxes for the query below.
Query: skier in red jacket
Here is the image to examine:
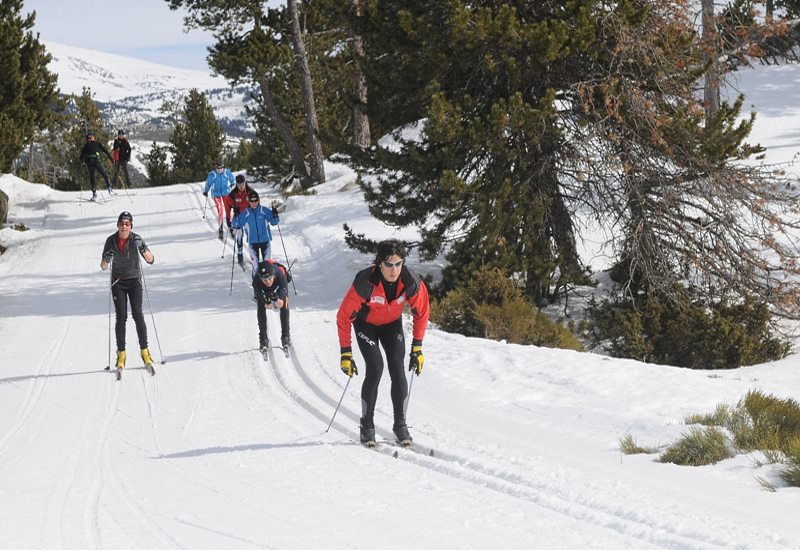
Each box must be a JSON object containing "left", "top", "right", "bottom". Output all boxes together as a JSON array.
[{"left": 336, "top": 239, "right": 430, "bottom": 447}]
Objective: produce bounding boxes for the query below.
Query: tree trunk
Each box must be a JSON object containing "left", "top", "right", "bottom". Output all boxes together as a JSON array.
[
  {"left": 287, "top": 0, "right": 326, "bottom": 185},
  {"left": 351, "top": 0, "right": 371, "bottom": 149},
  {"left": 258, "top": 74, "right": 311, "bottom": 187},
  {"left": 701, "top": 0, "right": 720, "bottom": 126}
]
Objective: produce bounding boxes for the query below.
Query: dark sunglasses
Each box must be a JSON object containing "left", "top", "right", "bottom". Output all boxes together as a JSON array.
[
  {"left": 382, "top": 260, "right": 403, "bottom": 268},
  {"left": 249, "top": 199, "right": 259, "bottom": 203}
]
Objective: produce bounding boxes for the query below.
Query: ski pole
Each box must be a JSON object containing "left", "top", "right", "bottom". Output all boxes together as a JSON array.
[
  {"left": 325, "top": 376, "right": 351, "bottom": 432},
  {"left": 140, "top": 263, "right": 166, "bottom": 364},
  {"left": 275, "top": 216, "right": 297, "bottom": 295},
  {"left": 107, "top": 269, "right": 113, "bottom": 370},
  {"left": 221, "top": 227, "right": 229, "bottom": 258},
  {"left": 117, "top": 164, "right": 133, "bottom": 204},
  {"left": 202, "top": 193, "right": 209, "bottom": 219},
  {"left": 229, "top": 238, "right": 237, "bottom": 295},
  {"left": 404, "top": 370, "right": 416, "bottom": 418}
]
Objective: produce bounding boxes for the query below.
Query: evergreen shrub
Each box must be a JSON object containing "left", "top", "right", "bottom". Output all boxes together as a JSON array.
[
  {"left": 587, "top": 291, "right": 789, "bottom": 368},
  {"left": 431, "top": 266, "right": 582, "bottom": 350}
]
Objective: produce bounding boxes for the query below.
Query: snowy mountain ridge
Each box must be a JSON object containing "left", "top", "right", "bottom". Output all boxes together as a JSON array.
[{"left": 44, "top": 41, "right": 253, "bottom": 137}]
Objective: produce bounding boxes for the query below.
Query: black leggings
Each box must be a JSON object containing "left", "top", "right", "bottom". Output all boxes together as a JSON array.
[
  {"left": 353, "top": 317, "right": 407, "bottom": 426},
  {"left": 112, "top": 277, "right": 148, "bottom": 351},
  {"left": 87, "top": 162, "right": 111, "bottom": 193}
]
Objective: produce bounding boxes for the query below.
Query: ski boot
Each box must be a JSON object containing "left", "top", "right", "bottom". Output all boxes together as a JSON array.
[
  {"left": 218, "top": 226, "right": 224, "bottom": 240},
  {"left": 107, "top": 186, "right": 114, "bottom": 195},
  {"left": 115, "top": 350, "right": 126, "bottom": 369},
  {"left": 237, "top": 255, "right": 244, "bottom": 267},
  {"left": 141, "top": 348, "right": 156, "bottom": 375},
  {"left": 360, "top": 419, "right": 376, "bottom": 447},
  {"left": 393, "top": 423, "right": 413, "bottom": 447}
]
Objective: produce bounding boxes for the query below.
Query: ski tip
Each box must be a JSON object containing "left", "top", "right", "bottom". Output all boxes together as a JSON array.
[
  {"left": 429, "top": 449, "right": 435, "bottom": 457},
  {"left": 393, "top": 451, "right": 399, "bottom": 458}
]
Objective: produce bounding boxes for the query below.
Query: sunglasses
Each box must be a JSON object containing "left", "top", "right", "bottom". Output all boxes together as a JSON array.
[
  {"left": 382, "top": 260, "right": 404, "bottom": 268},
  {"left": 249, "top": 199, "right": 259, "bottom": 203}
]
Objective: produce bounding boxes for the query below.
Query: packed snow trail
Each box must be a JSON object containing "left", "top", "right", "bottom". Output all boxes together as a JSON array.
[{"left": 2, "top": 178, "right": 800, "bottom": 549}]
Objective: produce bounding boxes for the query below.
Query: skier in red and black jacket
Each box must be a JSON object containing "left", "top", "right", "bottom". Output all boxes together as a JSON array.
[
  {"left": 224, "top": 174, "right": 254, "bottom": 267},
  {"left": 336, "top": 239, "right": 430, "bottom": 447}
]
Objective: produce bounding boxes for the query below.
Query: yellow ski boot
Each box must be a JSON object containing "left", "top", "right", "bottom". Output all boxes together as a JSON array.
[
  {"left": 116, "top": 350, "right": 126, "bottom": 369},
  {"left": 141, "top": 348, "right": 156, "bottom": 376}
]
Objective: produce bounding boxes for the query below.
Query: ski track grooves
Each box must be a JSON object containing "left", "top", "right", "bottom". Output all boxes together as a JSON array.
[
  {"left": 0, "top": 319, "right": 71, "bottom": 458},
  {"left": 271, "top": 346, "right": 730, "bottom": 549}
]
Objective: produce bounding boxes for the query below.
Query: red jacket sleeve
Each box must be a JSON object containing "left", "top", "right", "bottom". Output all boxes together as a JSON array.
[
  {"left": 337, "top": 285, "right": 365, "bottom": 350},
  {"left": 407, "top": 278, "right": 430, "bottom": 344}
]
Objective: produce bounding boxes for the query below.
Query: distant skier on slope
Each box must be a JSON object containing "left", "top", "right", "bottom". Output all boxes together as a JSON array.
[
  {"left": 100, "top": 211, "right": 155, "bottom": 372},
  {"left": 336, "top": 239, "right": 430, "bottom": 447},
  {"left": 224, "top": 174, "right": 254, "bottom": 268},
  {"left": 252, "top": 260, "right": 292, "bottom": 354},
  {"left": 79, "top": 131, "right": 114, "bottom": 200},
  {"left": 231, "top": 190, "right": 280, "bottom": 275},
  {"left": 111, "top": 129, "right": 132, "bottom": 189},
  {"left": 203, "top": 160, "right": 235, "bottom": 240}
]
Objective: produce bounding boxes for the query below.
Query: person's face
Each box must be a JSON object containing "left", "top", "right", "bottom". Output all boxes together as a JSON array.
[
  {"left": 261, "top": 274, "right": 275, "bottom": 286},
  {"left": 379, "top": 254, "right": 404, "bottom": 282},
  {"left": 249, "top": 198, "right": 259, "bottom": 208},
  {"left": 117, "top": 219, "right": 132, "bottom": 238},
  {"left": 237, "top": 181, "right": 246, "bottom": 189},
  {"left": 216, "top": 166, "right": 224, "bottom": 173}
]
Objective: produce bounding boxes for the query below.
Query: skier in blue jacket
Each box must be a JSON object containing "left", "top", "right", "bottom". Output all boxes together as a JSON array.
[
  {"left": 203, "top": 160, "right": 235, "bottom": 239},
  {"left": 232, "top": 190, "right": 280, "bottom": 274}
]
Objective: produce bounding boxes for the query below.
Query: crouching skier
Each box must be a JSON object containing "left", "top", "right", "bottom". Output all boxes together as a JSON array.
[
  {"left": 100, "top": 211, "right": 156, "bottom": 377},
  {"left": 336, "top": 239, "right": 430, "bottom": 447},
  {"left": 253, "top": 260, "right": 291, "bottom": 358}
]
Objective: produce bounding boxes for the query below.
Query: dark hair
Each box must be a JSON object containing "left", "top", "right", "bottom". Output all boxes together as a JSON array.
[{"left": 374, "top": 239, "right": 407, "bottom": 265}]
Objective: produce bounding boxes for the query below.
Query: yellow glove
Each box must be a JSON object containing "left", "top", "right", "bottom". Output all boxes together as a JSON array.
[
  {"left": 408, "top": 346, "right": 424, "bottom": 375},
  {"left": 340, "top": 352, "right": 358, "bottom": 377}
]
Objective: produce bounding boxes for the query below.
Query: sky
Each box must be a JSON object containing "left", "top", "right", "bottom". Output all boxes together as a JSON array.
[
  {"left": 24, "top": 0, "right": 217, "bottom": 71},
  {"left": 4, "top": 44, "right": 800, "bottom": 550}
]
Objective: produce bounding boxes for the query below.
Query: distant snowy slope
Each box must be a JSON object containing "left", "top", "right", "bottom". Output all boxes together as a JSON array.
[{"left": 45, "top": 41, "right": 228, "bottom": 101}]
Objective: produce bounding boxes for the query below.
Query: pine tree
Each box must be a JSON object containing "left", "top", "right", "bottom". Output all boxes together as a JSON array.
[
  {"left": 45, "top": 88, "right": 109, "bottom": 191},
  {"left": 145, "top": 142, "right": 171, "bottom": 186},
  {"left": 170, "top": 89, "right": 225, "bottom": 183},
  {"left": 351, "top": 0, "right": 800, "bottom": 317},
  {"left": 0, "top": 0, "right": 59, "bottom": 172}
]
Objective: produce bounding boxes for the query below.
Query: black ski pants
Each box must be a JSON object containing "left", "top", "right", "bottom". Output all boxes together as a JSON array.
[
  {"left": 86, "top": 160, "right": 111, "bottom": 193},
  {"left": 112, "top": 277, "right": 148, "bottom": 351},
  {"left": 353, "top": 317, "right": 408, "bottom": 428},
  {"left": 112, "top": 161, "right": 131, "bottom": 188},
  {"left": 256, "top": 296, "right": 290, "bottom": 346}
]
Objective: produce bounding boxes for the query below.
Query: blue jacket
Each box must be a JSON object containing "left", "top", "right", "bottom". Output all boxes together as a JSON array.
[
  {"left": 232, "top": 205, "right": 279, "bottom": 244},
  {"left": 204, "top": 168, "right": 234, "bottom": 197}
]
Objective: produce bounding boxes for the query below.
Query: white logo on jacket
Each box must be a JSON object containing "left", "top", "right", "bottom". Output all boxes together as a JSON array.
[{"left": 370, "top": 296, "right": 385, "bottom": 305}]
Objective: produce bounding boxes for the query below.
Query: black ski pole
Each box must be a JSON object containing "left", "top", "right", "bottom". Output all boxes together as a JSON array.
[
  {"left": 202, "top": 193, "right": 209, "bottom": 219},
  {"left": 274, "top": 211, "right": 297, "bottom": 295},
  {"left": 106, "top": 268, "right": 113, "bottom": 370},
  {"left": 140, "top": 263, "right": 166, "bottom": 364},
  {"left": 404, "top": 370, "right": 416, "bottom": 418},
  {"left": 325, "top": 376, "right": 351, "bottom": 432},
  {"left": 221, "top": 227, "right": 229, "bottom": 258},
  {"left": 229, "top": 238, "right": 237, "bottom": 295}
]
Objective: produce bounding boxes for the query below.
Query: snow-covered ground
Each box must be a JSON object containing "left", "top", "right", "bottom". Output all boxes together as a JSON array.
[{"left": 3, "top": 60, "right": 800, "bottom": 549}]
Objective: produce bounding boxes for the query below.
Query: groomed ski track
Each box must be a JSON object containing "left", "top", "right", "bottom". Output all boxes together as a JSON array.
[{"left": 1, "top": 181, "right": 798, "bottom": 549}]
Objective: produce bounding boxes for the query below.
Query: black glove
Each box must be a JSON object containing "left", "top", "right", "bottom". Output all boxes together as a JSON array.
[
  {"left": 202, "top": 191, "right": 208, "bottom": 197},
  {"left": 133, "top": 237, "right": 147, "bottom": 254},
  {"left": 271, "top": 206, "right": 279, "bottom": 219}
]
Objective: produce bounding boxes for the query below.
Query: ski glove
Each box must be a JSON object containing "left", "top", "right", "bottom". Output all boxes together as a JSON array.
[
  {"left": 133, "top": 237, "right": 147, "bottom": 254},
  {"left": 409, "top": 346, "right": 424, "bottom": 375},
  {"left": 202, "top": 191, "right": 208, "bottom": 197},
  {"left": 271, "top": 206, "right": 279, "bottom": 219},
  {"left": 340, "top": 352, "right": 358, "bottom": 377}
]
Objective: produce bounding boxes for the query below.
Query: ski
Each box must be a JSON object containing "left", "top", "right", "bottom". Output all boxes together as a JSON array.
[
  {"left": 260, "top": 347, "right": 270, "bottom": 362},
  {"left": 116, "top": 368, "right": 122, "bottom": 381},
  {"left": 145, "top": 363, "right": 156, "bottom": 376},
  {"left": 282, "top": 345, "right": 290, "bottom": 358}
]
